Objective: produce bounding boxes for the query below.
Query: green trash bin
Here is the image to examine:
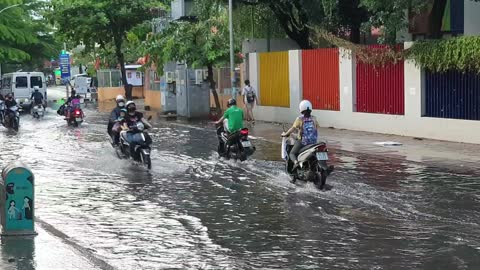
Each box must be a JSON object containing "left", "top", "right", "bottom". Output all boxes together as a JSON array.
[{"left": 0, "top": 163, "right": 36, "bottom": 236}]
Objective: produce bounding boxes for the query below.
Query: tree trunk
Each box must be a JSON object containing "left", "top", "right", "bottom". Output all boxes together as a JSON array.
[
  {"left": 269, "top": 1, "right": 311, "bottom": 49},
  {"left": 113, "top": 33, "right": 128, "bottom": 95},
  {"left": 428, "top": 0, "right": 447, "bottom": 39},
  {"left": 79, "top": 64, "right": 83, "bottom": 74},
  {"left": 207, "top": 64, "right": 222, "bottom": 116},
  {"left": 350, "top": 25, "right": 361, "bottom": 44}
]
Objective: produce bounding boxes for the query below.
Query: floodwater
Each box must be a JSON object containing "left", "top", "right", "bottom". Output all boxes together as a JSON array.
[{"left": 0, "top": 101, "right": 479, "bottom": 270}]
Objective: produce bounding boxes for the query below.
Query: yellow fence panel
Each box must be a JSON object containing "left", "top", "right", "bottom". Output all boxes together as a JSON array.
[{"left": 259, "top": 52, "right": 290, "bottom": 107}]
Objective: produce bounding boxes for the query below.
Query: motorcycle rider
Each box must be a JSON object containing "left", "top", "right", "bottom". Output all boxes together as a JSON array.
[
  {"left": 3, "top": 93, "right": 18, "bottom": 126},
  {"left": 214, "top": 98, "right": 244, "bottom": 154},
  {"left": 30, "top": 86, "right": 45, "bottom": 110},
  {"left": 121, "top": 101, "right": 152, "bottom": 160},
  {"left": 281, "top": 100, "right": 321, "bottom": 171},
  {"left": 108, "top": 95, "right": 126, "bottom": 145}
]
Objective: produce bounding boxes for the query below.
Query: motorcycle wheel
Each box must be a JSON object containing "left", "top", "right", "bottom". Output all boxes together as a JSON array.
[
  {"left": 12, "top": 118, "right": 19, "bottom": 132},
  {"left": 314, "top": 171, "right": 327, "bottom": 190},
  {"left": 140, "top": 151, "right": 152, "bottom": 170}
]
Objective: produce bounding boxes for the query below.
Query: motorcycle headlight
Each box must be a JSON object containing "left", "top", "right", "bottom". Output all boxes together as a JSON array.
[{"left": 15, "top": 99, "right": 20, "bottom": 103}]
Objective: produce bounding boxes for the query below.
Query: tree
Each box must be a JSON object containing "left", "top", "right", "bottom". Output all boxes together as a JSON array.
[
  {"left": 144, "top": 0, "right": 240, "bottom": 114},
  {"left": 50, "top": 0, "right": 164, "bottom": 96},
  {"left": 0, "top": 0, "right": 38, "bottom": 63},
  {"left": 240, "top": 0, "right": 313, "bottom": 49}
]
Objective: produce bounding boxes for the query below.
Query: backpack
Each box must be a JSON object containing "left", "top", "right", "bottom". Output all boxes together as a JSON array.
[
  {"left": 245, "top": 87, "right": 255, "bottom": 103},
  {"left": 300, "top": 116, "right": 318, "bottom": 145}
]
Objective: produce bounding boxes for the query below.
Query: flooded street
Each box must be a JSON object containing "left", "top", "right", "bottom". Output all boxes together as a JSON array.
[{"left": 1, "top": 102, "right": 480, "bottom": 270}]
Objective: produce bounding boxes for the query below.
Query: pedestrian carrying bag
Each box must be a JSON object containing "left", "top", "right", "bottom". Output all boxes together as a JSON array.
[{"left": 245, "top": 88, "right": 255, "bottom": 103}]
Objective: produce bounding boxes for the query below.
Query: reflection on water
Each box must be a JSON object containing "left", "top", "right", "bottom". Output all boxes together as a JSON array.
[{"left": 0, "top": 107, "right": 479, "bottom": 269}]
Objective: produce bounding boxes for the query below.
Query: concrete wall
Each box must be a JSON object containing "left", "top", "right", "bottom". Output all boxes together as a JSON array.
[
  {"left": 464, "top": 0, "right": 480, "bottom": 36},
  {"left": 249, "top": 46, "right": 480, "bottom": 144},
  {"left": 145, "top": 90, "right": 161, "bottom": 110}
]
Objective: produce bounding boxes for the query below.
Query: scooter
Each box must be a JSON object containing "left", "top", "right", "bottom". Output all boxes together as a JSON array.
[
  {"left": 282, "top": 131, "right": 334, "bottom": 190},
  {"left": 31, "top": 104, "right": 45, "bottom": 119},
  {"left": 118, "top": 122, "right": 152, "bottom": 170},
  {"left": 217, "top": 125, "right": 256, "bottom": 161},
  {"left": 67, "top": 107, "right": 84, "bottom": 127},
  {"left": 0, "top": 103, "right": 20, "bottom": 132}
]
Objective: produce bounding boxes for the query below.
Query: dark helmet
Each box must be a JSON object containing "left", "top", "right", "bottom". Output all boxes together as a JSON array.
[
  {"left": 227, "top": 98, "right": 237, "bottom": 107},
  {"left": 6, "top": 93, "right": 13, "bottom": 99}
]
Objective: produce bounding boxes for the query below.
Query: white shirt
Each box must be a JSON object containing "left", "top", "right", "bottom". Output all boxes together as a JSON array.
[{"left": 242, "top": 85, "right": 256, "bottom": 104}]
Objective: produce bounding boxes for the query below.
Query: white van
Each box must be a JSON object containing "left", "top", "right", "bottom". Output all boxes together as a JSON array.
[{"left": 0, "top": 72, "right": 47, "bottom": 109}]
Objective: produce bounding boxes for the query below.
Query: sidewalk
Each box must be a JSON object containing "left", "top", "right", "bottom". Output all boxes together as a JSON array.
[
  {"left": 247, "top": 121, "right": 480, "bottom": 171},
  {"left": 0, "top": 220, "right": 111, "bottom": 270}
]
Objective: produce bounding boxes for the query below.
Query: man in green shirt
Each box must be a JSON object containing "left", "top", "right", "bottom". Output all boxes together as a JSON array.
[
  {"left": 215, "top": 98, "right": 244, "bottom": 133},
  {"left": 215, "top": 98, "right": 244, "bottom": 155}
]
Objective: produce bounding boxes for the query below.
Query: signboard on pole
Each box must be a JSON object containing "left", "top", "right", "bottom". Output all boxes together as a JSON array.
[{"left": 59, "top": 53, "right": 71, "bottom": 82}]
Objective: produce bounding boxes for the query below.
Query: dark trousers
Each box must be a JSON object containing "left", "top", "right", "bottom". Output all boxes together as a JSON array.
[{"left": 289, "top": 140, "right": 303, "bottom": 163}]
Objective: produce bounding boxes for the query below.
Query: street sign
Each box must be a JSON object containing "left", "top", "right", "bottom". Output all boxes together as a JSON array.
[{"left": 59, "top": 53, "right": 71, "bottom": 81}]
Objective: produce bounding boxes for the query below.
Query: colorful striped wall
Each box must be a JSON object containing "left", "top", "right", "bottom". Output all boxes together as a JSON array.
[
  {"left": 259, "top": 52, "right": 290, "bottom": 107},
  {"left": 301, "top": 49, "right": 340, "bottom": 111}
]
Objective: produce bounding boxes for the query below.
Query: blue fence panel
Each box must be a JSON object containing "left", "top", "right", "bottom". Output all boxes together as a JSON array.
[
  {"left": 425, "top": 70, "right": 480, "bottom": 121},
  {"left": 450, "top": 0, "right": 465, "bottom": 34}
]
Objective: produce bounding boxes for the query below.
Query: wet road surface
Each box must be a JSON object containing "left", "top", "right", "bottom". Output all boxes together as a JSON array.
[{"left": 0, "top": 101, "right": 480, "bottom": 270}]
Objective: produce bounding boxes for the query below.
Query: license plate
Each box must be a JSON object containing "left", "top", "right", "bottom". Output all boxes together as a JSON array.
[
  {"left": 316, "top": 152, "right": 329, "bottom": 161},
  {"left": 75, "top": 117, "right": 82, "bottom": 121},
  {"left": 241, "top": 141, "right": 252, "bottom": 148}
]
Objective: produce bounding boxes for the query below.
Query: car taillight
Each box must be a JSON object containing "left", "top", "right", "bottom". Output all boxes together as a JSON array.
[
  {"left": 316, "top": 144, "right": 327, "bottom": 152},
  {"left": 240, "top": 128, "right": 249, "bottom": 136}
]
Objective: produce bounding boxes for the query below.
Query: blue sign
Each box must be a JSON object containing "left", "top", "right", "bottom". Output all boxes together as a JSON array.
[{"left": 59, "top": 53, "right": 71, "bottom": 80}]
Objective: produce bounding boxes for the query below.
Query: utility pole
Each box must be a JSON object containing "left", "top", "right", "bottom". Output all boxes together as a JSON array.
[{"left": 229, "top": 0, "right": 236, "bottom": 99}]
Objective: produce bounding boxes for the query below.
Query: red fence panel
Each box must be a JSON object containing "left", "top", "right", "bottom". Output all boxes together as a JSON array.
[
  {"left": 356, "top": 46, "right": 405, "bottom": 115},
  {"left": 302, "top": 49, "right": 340, "bottom": 111}
]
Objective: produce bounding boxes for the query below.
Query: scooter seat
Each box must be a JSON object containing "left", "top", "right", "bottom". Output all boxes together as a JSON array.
[{"left": 299, "top": 143, "right": 324, "bottom": 153}]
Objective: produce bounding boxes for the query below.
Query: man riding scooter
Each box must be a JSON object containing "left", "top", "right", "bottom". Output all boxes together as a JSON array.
[
  {"left": 3, "top": 93, "right": 18, "bottom": 126},
  {"left": 281, "top": 100, "right": 333, "bottom": 179},
  {"left": 214, "top": 98, "right": 244, "bottom": 155},
  {"left": 108, "top": 95, "right": 126, "bottom": 145},
  {"left": 30, "top": 86, "right": 45, "bottom": 109}
]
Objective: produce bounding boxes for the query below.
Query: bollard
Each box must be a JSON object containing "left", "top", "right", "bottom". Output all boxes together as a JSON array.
[{"left": 0, "top": 163, "right": 36, "bottom": 236}]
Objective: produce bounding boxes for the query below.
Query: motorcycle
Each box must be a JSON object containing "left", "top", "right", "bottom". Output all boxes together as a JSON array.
[
  {"left": 282, "top": 132, "right": 334, "bottom": 190},
  {"left": 0, "top": 102, "right": 20, "bottom": 132},
  {"left": 118, "top": 122, "right": 152, "bottom": 169},
  {"left": 31, "top": 104, "right": 45, "bottom": 119},
  {"left": 217, "top": 125, "right": 256, "bottom": 161},
  {"left": 67, "top": 107, "right": 84, "bottom": 127}
]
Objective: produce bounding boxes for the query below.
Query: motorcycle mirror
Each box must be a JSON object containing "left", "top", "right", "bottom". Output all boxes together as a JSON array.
[{"left": 147, "top": 115, "right": 153, "bottom": 121}]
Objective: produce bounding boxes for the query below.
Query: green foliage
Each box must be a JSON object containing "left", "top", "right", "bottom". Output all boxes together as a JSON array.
[
  {"left": 50, "top": 0, "right": 166, "bottom": 86},
  {"left": 144, "top": 0, "right": 240, "bottom": 74},
  {"left": 0, "top": 0, "right": 39, "bottom": 62},
  {"left": 407, "top": 36, "right": 480, "bottom": 73}
]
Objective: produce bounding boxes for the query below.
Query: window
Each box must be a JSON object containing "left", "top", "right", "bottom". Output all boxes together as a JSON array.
[
  {"left": 15, "top": 76, "right": 28, "bottom": 88},
  {"left": 30, "top": 76, "right": 43, "bottom": 88},
  {"left": 3, "top": 77, "right": 12, "bottom": 89}
]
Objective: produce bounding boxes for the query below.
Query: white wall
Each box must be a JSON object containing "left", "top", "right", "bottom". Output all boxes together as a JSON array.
[
  {"left": 250, "top": 45, "right": 480, "bottom": 144},
  {"left": 464, "top": 0, "right": 480, "bottom": 36}
]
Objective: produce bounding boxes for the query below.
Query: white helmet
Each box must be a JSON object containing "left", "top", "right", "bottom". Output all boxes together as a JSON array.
[
  {"left": 116, "top": 95, "right": 125, "bottom": 102},
  {"left": 299, "top": 100, "right": 313, "bottom": 113},
  {"left": 33, "top": 86, "right": 39, "bottom": 91}
]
